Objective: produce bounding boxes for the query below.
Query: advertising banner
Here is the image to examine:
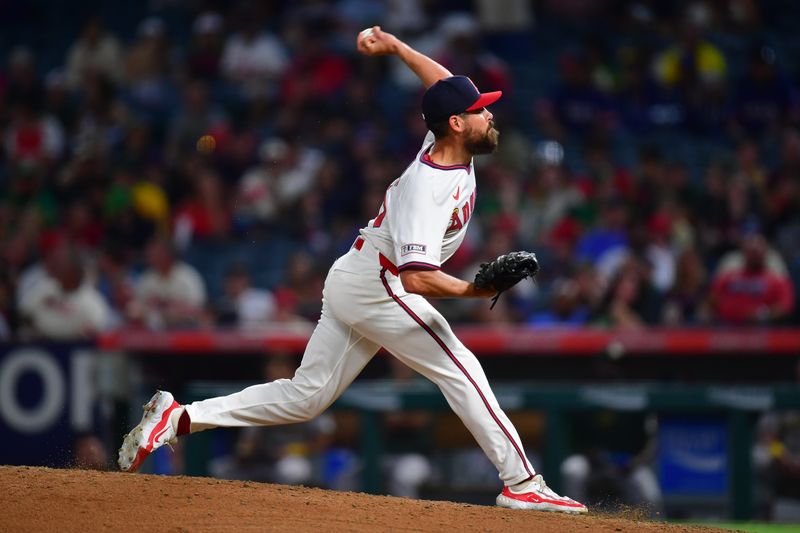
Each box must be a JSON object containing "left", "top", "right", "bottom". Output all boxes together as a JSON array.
[
  {"left": 658, "top": 417, "right": 728, "bottom": 495},
  {"left": 0, "top": 344, "right": 101, "bottom": 466}
]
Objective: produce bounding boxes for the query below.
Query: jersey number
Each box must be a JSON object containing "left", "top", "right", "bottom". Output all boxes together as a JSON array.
[{"left": 372, "top": 178, "right": 400, "bottom": 228}]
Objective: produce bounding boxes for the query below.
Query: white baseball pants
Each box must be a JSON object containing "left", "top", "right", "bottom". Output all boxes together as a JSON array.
[{"left": 184, "top": 239, "right": 536, "bottom": 486}]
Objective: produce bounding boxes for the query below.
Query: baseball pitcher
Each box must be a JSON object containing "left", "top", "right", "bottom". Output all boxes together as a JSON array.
[{"left": 118, "top": 26, "right": 587, "bottom": 514}]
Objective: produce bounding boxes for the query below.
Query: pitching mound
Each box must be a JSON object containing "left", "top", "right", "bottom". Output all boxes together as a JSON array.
[{"left": 1, "top": 466, "right": 727, "bottom": 532}]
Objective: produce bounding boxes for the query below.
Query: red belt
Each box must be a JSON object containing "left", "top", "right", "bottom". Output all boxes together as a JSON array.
[{"left": 351, "top": 237, "right": 398, "bottom": 276}]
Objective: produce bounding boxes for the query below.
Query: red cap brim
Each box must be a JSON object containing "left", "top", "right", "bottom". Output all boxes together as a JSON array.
[{"left": 466, "top": 91, "right": 502, "bottom": 111}]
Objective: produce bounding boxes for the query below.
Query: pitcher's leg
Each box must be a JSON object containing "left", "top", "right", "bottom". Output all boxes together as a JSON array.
[
  {"left": 361, "top": 274, "right": 535, "bottom": 485},
  {"left": 389, "top": 333, "right": 534, "bottom": 485},
  {"left": 185, "top": 307, "right": 380, "bottom": 432}
]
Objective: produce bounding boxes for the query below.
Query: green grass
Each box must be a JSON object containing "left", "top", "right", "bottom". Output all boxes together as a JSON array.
[{"left": 702, "top": 523, "right": 800, "bottom": 533}]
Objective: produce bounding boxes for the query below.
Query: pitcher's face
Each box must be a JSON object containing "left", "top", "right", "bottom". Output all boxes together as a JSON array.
[{"left": 462, "top": 107, "right": 499, "bottom": 155}]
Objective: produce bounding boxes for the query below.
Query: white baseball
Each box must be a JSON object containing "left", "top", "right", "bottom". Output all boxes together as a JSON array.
[{"left": 360, "top": 28, "right": 374, "bottom": 39}]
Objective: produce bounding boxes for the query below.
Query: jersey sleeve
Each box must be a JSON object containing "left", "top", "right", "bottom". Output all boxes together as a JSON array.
[{"left": 388, "top": 176, "right": 450, "bottom": 272}]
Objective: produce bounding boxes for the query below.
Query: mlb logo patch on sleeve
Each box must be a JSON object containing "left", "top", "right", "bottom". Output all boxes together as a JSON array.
[{"left": 401, "top": 244, "right": 427, "bottom": 256}]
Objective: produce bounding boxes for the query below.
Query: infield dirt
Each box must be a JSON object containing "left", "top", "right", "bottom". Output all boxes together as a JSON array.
[{"left": 0, "top": 465, "right": 733, "bottom": 532}]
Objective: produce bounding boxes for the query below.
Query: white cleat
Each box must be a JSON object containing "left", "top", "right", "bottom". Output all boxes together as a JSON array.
[
  {"left": 118, "top": 390, "right": 181, "bottom": 472},
  {"left": 496, "top": 474, "right": 588, "bottom": 514}
]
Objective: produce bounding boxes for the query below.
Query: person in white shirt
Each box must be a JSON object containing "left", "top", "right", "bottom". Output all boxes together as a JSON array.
[
  {"left": 235, "top": 138, "right": 324, "bottom": 227},
  {"left": 20, "top": 251, "right": 110, "bottom": 340},
  {"left": 65, "top": 16, "right": 123, "bottom": 88},
  {"left": 216, "top": 264, "right": 276, "bottom": 330},
  {"left": 221, "top": 12, "right": 287, "bottom": 101},
  {"left": 130, "top": 238, "right": 207, "bottom": 330}
]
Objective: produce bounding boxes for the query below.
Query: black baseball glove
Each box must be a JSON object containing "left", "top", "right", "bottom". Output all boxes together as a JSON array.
[{"left": 474, "top": 251, "right": 539, "bottom": 309}]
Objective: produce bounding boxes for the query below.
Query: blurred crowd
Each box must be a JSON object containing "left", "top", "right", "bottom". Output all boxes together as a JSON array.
[{"left": 0, "top": 0, "right": 798, "bottom": 341}]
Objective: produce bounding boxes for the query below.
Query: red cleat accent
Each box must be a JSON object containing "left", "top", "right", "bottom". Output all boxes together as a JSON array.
[{"left": 496, "top": 475, "right": 588, "bottom": 513}]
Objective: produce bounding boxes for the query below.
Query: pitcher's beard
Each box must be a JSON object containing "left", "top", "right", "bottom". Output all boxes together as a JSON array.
[{"left": 465, "top": 125, "right": 499, "bottom": 155}]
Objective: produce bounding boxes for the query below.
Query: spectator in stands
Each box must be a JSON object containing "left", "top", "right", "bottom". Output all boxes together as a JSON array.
[
  {"left": 519, "top": 141, "right": 584, "bottom": 244},
  {"left": 103, "top": 167, "right": 159, "bottom": 250},
  {"left": 617, "top": 48, "right": 687, "bottom": 133},
  {"left": 221, "top": 4, "right": 288, "bottom": 101},
  {"left": 124, "top": 17, "right": 175, "bottom": 122},
  {"left": 43, "top": 69, "right": 79, "bottom": 136},
  {"left": 434, "top": 13, "right": 512, "bottom": 98},
  {"left": 700, "top": 164, "right": 768, "bottom": 259},
  {"left": 16, "top": 236, "right": 69, "bottom": 309},
  {"left": 662, "top": 247, "right": 710, "bottom": 325},
  {"left": 537, "top": 50, "right": 615, "bottom": 140},
  {"left": 596, "top": 257, "right": 663, "bottom": 329},
  {"left": 65, "top": 16, "right": 124, "bottom": 89},
  {"left": 724, "top": 0, "right": 762, "bottom": 34},
  {"left": 765, "top": 129, "right": 800, "bottom": 240},
  {"left": 4, "top": 93, "right": 65, "bottom": 171},
  {"left": 575, "top": 198, "right": 629, "bottom": 281},
  {"left": 640, "top": 212, "right": 676, "bottom": 293},
  {"left": 129, "top": 165, "right": 170, "bottom": 239},
  {"left": 335, "top": 0, "right": 388, "bottom": 32},
  {"left": 272, "top": 251, "right": 324, "bottom": 323},
  {"left": 234, "top": 138, "right": 286, "bottom": 229},
  {"left": 528, "top": 278, "right": 590, "bottom": 327},
  {"left": 653, "top": 3, "right": 727, "bottom": 89},
  {"left": 130, "top": 237, "right": 207, "bottom": 330},
  {"left": 244, "top": 137, "right": 325, "bottom": 224},
  {"left": 126, "top": 18, "right": 169, "bottom": 84},
  {"left": 185, "top": 12, "right": 225, "bottom": 82},
  {"left": 280, "top": 15, "right": 350, "bottom": 107},
  {"left": 216, "top": 263, "right": 277, "bottom": 330},
  {"left": 4, "top": 46, "right": 43, "bottom": 110},
  {"left": 60, "top": 200, "right": 104, "bottom": 255},
  {"left": 582, "top": 36, "right": 617, "bottom": 95},
  {"left": 19, "top": 248, "right": 110, "bottom": 340},
  {"left": 172, "top": 168, "right": 231, "bottom": 248},
  {"left": 729, "top": 44, "right": 796, "bottom": 138},
  {"left": 209, "top": 355, "right": 336, "bottom": 485},
  {"left": 715, "top": 224, "right": 791, "bottom": 278},
  {"left": 166, "top": 79, "right": 229, "bottom": 164},
  {"left": 733, "top": 139, "right": 769, "bottom": 196},
  {"left": 652, "top": 2, "right": 728, "bottom": 132},
  {"left": 579, "top": 140, "right": 635, "bottom": 204},
  {"left": 709, "top": 232, "right": 795, "bottom": 324},
  {"left": 132, "top": 166, "right": 170, "bottom": 231},
  {"left": 629, "top": 145, "right": 668, "bottom": 223},
  {"left": 96, "top": 243, "right": 136, "bottom": 329}
]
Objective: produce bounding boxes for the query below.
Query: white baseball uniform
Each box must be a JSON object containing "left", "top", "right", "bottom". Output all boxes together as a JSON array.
[{"left": 184, "top": 132, "right": 536, "bottom": 486}]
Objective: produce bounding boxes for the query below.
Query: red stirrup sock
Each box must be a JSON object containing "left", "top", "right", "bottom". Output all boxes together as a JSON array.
[{"left": 176, "top": 409, "right": 191, "bottom": 436}]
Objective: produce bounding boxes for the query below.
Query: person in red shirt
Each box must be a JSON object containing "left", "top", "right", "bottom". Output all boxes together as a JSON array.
[{"left": 710, "top": 233, "right": 795, "bottom": 323}]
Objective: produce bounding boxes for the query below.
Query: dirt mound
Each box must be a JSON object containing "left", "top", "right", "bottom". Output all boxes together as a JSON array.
[{"left": 0, "top": 466, "right": 727, "bottom": 532}]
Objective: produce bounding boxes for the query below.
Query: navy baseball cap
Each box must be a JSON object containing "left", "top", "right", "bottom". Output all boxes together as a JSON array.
[{"left": 421, "top": 75, "right": 502, "bottom": 127}]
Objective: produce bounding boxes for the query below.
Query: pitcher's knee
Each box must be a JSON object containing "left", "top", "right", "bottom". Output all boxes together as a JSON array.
[{"left": 282, "top": 378, "right": 330, "bottom": 422}]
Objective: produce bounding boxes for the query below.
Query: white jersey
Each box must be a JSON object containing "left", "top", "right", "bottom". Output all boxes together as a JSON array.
[{"left": 359, "top": 132, "right": 476, "bottom": 272}]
